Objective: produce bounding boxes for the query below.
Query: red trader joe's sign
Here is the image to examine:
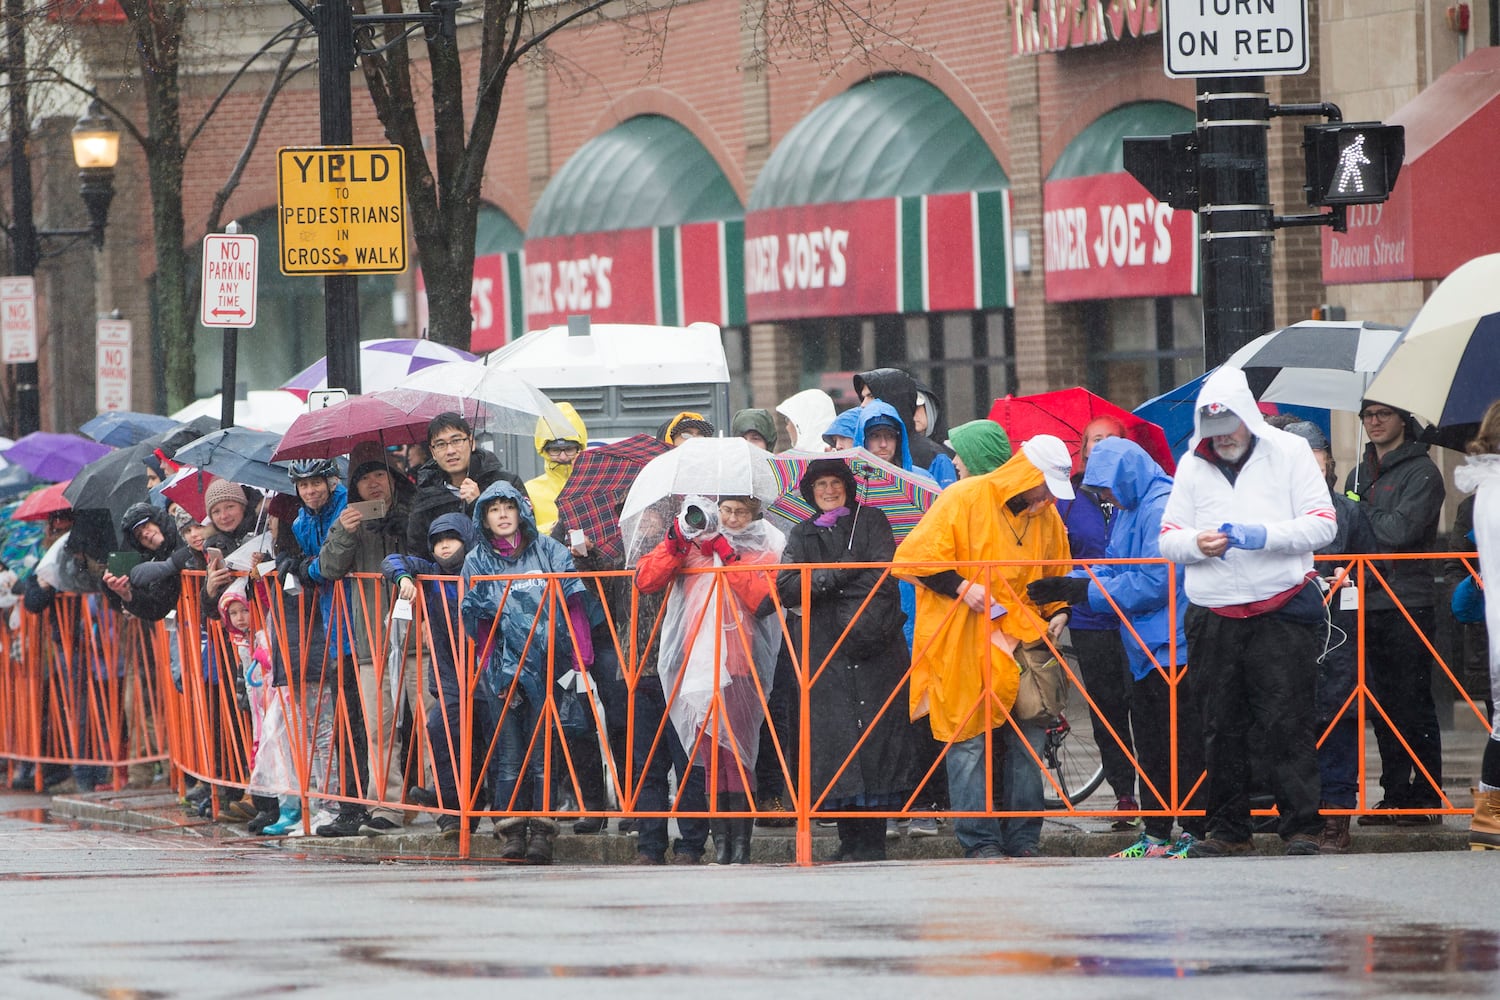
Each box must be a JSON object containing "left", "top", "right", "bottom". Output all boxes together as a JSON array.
[
  {"left": 743, "top": 191, "right": 1012, "bottom": 322},
  {"left": 522, "top": 230, "right": 655, "bottom": 329},
  {"left": 1042, "top": 171, "right": 1198, "bottom": 302}
]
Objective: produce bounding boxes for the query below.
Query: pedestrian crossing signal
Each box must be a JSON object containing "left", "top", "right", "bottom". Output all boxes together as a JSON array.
[{"left": 1303, "top": 123, "right": 1404, "bottom": 207}]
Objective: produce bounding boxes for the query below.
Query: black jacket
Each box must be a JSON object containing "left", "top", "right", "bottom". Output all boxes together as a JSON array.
[
  {"left": 122, "top": 506, "right": 192, "bottom": 623},
  {"left": 404, "top": 447, "right": 527, "bottom": 555},
  {"left": 852, "top": 367, "right": 951, "bottom": 471},
  {"left": 1344, "top": 438, "right": 1445, "bottom": 610},
  {"left": 776, "top": 503, "right": 912, "bottom": 803}
]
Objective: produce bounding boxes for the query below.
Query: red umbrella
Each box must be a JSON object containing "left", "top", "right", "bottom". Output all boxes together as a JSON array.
[
  {"left": 13, "top": 480, "right": 72, "bottom": 521},
  {"left": 989, "top": 387, "right": 1176, "bottom": 475},
  {"left": 160, "top": 467, "right": 219, "bottom": 524},
  {"left": 272, "top": 389, "right": 478, "bottom": 461}
]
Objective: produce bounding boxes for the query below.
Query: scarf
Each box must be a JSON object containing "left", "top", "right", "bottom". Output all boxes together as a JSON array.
[{"left": 814, "top": 506, "right": 849, "bottom": 527}]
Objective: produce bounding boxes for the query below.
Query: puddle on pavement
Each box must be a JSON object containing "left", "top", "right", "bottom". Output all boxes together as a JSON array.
[{"left": 340, "top": 923, "right": 1499, "bottom": 983}]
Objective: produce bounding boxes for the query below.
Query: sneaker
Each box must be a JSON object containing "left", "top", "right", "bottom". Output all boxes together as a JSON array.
[
  {"left": 405, "top": 786, "right": 440, "bottom": 809},
  {"left": 1006, "top": 847, "right": 1040, "bottom": 859},
  {"left": 617, "top": 819, "right": 637, "bottom": 836},
  {"left": 572, "top": 816, "right": 608, "bottom": 835},
  {"left": 436, "top": 815, "right": 462, "bottom": 839},
  {"left": 1284, "top": 833, "right": 1320, "bottom": 856},
  {"left": 965, "top": 843, "right": 1005, "bottom": 860},
  {"left": 290, "top": 808, "right": 335, "bottom": 839},
  {"left": 908, "top": 816, "right": 939, "bottom": 837},
  {"left": 631, "top": 852, "right": 665, "bottom": 865},
  {"left": 1163, "top": 832, "right": 1199, "bottom": 859},
  {"left": 316, "top": 810, "right": 369, "bottom": 838},
  {"left": 1395, "top": 811, "right": 1440, "bottom": 827},
  {"left": 360, "top": 815, "right": 402, "bottom": 835},
  {"left": 815, "top": 818, "right": 838, "bottom": 828},
  {"left": 1184, "top": 835, "right": 1254, "bottom": 858},
  {"left": 886, "top": 818, "right": 902, "bottom": 841},
  {"left": 1111, "top": 833, "right": 1168, "bottom": 858},
  {"left": 1356, "top": 800, "right": 1398, "bottom": 826},
  {"left": 1110, "top": 795, "right": 1143, "bottom": 832}
]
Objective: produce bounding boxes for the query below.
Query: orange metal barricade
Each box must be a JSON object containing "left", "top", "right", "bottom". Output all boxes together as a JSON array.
[
  {"left": 0, "top": 592, "right": 170, "bottom": 790},
  {"left": 2, "top": 553, "right": 1490, "bottom": 861}
]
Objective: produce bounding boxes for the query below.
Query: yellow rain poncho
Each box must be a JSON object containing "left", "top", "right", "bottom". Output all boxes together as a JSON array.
[
  {"left": 892, "top": 449, "right": 1071, "bottom": 743},
  {"left": 525, "top": 402, "right": 588, "bottom": 534}
]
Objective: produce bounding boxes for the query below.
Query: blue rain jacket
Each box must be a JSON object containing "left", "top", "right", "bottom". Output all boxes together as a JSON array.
[
  {"left": 291, "top": 482, "right": 354, "bottom": 658},
  {"left": 1078, "top": 437, "right": 1187, "bottom": 680},
  {"left": 460, "top": 481, "right": 586, "bottom": 705}
]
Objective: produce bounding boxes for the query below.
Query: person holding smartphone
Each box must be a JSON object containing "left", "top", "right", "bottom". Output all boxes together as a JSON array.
[{"left": 316, "top": 441, "right": 417, "bottom": 836}]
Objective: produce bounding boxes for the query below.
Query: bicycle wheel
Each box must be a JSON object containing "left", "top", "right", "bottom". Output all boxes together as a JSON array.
[{"left": 1041, "top": 679, "right": 1106, "bottom": 809}]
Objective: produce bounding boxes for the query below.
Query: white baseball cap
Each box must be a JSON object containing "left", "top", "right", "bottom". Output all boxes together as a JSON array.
[{"left": 1021, "top": 434, "right": 1075, "bottom": 501}]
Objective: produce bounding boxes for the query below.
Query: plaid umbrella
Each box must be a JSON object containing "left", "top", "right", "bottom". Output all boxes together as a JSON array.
[
  {"left": 989, "top": 387, "right": 1176, "bottom": 475},
  {"left": 766, "top": 447, "right": 940, "bottom": 541},
  {"left": 554, "top": 434, "right": 668, "bottom": 564}
]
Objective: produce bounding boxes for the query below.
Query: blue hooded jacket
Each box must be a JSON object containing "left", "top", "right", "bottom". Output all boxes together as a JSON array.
[
  {"left": 853, "top": 400, "right": 930, "bottom": 478},
  {"left": 821, "top": 408, "right": 862, "bottom": 449},
  {"left": 1077, "top": 437, "right": 1187, "bottom": 681},
  {"left": 1056, "top": 475, "right": 1116, "bottom": 631},
  {"left": 290, "top": 481, "right": 354, "bottom": 657},
  {"left": 459, "top": 481, "right": 585, "bottom": 705}
]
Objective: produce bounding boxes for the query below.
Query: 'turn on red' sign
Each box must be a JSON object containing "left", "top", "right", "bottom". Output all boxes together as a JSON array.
[{"left": 1042, "top": 172, "right": 1199, "bottom": 302}]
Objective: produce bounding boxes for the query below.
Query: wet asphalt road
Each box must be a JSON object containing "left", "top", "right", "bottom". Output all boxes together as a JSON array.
[{"left": 0, "top": 791, "right": 1495, "bottom": 999}]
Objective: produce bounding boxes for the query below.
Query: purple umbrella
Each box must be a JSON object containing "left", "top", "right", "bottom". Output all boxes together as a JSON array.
[
  {"left": 280, "top": 338, "right": 478, "bottom": 400},
  {"left": 2, "top": 432, "right": 113, "bottom": 483}
]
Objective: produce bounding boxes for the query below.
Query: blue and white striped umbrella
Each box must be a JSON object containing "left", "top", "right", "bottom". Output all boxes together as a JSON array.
[{"left": 1225, "top": 319, "right": 1402, "bottom": 413}]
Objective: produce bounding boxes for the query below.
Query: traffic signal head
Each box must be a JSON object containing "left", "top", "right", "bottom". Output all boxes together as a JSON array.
[
  {"left": 1303, "top": 123, "right": 1405, "bottom": 206},
  {"left": 1123, "top": 132, "right": 1199, "bottom": 211}
]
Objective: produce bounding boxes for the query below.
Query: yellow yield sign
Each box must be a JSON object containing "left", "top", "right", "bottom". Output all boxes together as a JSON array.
[{"left": 277, "top": 145, "right": 407, "bottom": 275}]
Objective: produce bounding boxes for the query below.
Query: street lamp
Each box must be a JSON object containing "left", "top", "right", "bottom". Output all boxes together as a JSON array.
[
  {"left": 70, "top": 102, "right": 120, "bottom": 249},
  {"left": 5, "top": 100, "right": 122, "bottom": 435}
]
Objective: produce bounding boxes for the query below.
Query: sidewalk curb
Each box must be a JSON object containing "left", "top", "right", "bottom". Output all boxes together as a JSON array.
[{"left": 46, "top": 791, "right": 1474, "bottom": 860}]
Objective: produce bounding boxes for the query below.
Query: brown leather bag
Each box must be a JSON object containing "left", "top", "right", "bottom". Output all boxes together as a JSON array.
[{"left": 1011, "top": 639, "right": 1070, "bottom": 723}]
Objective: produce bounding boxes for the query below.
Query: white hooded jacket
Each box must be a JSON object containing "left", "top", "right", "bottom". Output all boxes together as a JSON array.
[
  {"left": 1159, "top": 367, "right": 1337, "bottom": 608},
  {"left": 776, "top": 389, "right": 835, "bottom": 453}
]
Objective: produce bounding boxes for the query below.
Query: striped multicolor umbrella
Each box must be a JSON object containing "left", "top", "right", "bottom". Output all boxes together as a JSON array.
[{"left": 766, "top": 447, "right": 939, "bottom": 540}]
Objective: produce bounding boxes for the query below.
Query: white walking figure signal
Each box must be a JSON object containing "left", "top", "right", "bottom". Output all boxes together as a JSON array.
[{"left": 1334, "top": 134, "right": 1371, "bottom": 195}]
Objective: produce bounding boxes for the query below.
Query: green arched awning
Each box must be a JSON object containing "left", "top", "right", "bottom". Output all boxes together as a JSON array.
[
  {"left": 527, "top": 116, "right": 742, "bottom": 237},
  {"left": 1047, "top": 101, "right": 1195, "bottom": 181},
  {"left": 748, "top": 75, "right": 1007, "bottom": 211},
  {"left": 476, "top": 203, "right": 524, "bottom": 254}
]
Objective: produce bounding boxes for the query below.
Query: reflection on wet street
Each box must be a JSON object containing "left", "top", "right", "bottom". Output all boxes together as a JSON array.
[{"left": 0, "top": 791, "right": 1495, "bottom": 998}]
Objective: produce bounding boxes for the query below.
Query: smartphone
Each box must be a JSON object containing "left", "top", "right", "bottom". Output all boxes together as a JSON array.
[
  {"left": 988, "top": 602, "right": 1007, "bottom": 620},
  {"left": 347, "top": 499, "right": 388, "bottom": 520},
  {"left": 107, "top": 550, "right": 142, "bottom": 576},
  {"left": 205, "top": 547, "right": 225, "bottom": 568}
]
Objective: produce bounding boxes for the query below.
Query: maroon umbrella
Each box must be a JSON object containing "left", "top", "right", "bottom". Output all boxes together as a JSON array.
[
  {"left": 554, "top": 434, "right": 669, "bottom": 564},
  {"left": 272, "top": 389, "right": 479, "bottom": 461}
]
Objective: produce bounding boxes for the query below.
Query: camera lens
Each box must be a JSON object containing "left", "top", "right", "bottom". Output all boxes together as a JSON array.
[{"left": 683, "top": 505, "right": 707, "bottom": 530}]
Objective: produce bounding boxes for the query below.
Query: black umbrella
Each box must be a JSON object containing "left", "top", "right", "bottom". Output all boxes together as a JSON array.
[
  {"left": 62, "top": 417, "right": 220, "bottom": 547},
  {"left": 174, "top": 426, "right": 293, "bottom": 495}
]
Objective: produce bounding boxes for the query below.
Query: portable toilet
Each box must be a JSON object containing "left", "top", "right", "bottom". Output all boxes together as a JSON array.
[{"left": 486, "top": 318, "right": 731, "bottom": 480}]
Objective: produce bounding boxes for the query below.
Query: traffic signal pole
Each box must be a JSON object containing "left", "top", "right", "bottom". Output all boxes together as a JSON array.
[
  {"left": 314, "top": 0, "right": 362, "bottom": 396},
  {"left": 1195, "top": 77, "right": 1275, "bottom": 370}
]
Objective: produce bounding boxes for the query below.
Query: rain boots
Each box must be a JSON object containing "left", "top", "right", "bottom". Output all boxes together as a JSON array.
[
  {"left": 1317, "top": 803, "right": 1352, "bottom": 855},
  {"left": 262, "top": 801, "right": 302, "bottom": 836},
  {"left": 1470, "top": 788, "right": 1500, "bottom": 850},
  {"left": 711, "top": 792, "right": 754, "bottom": 865},
  {"left": 526, "top": 818, "right": 558, "bottom": 865},
  {"left": 496, "top": 817, "right": 528, "bottom": 860}
]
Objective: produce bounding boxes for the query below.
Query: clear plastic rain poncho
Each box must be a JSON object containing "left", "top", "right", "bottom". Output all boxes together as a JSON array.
[{"left": 622, "top": 438, "right": 785, "bottom": 785}]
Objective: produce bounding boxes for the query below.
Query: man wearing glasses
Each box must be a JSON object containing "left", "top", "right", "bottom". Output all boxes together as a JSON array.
[
  {"left": 406, "top": 412, "right": 529, "bottom": 555},
  {"left": 1346, "top": 399, "right": 1447, "bottom": 826}
]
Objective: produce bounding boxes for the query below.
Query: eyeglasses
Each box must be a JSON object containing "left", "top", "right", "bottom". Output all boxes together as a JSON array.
[
  {"left": 1360, "top": 409, "right": 1398, "bottom": 422},
  {"left": 430, "top": 435, "right": 471, "bottom": 453},
  {"left": 544, "top": 443, "right": 581, "bottom": 457},
  {"left": 719, "top": 505, "right": 753, "bottom": 518}
]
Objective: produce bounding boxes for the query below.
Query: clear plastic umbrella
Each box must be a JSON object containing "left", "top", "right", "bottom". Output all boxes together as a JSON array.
[
  {"left": 620, "top": 437, "right": 779, "bottom": 566},
  {"left": 383, "top": 360, "right": 572, "bottom": 438}
]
